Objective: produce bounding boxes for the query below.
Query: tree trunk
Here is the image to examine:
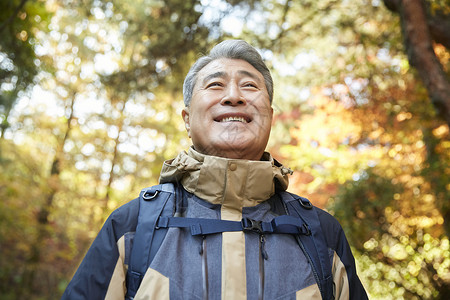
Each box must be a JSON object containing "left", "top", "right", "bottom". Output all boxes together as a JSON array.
[
  {"left": 384, "top": 0, "right": 450, "bottom": 126},
  {"left": 102, "top": 101, "right": 125, "bottom": 216},
  {"left": 103, "top": 120, "right": 122, "bottom": 215},
  {"left": 400, "top": 0, "right": 450, "bottom": 126},
  {"left": 24, "top": 92, "right": 76, "bottom": 293}
]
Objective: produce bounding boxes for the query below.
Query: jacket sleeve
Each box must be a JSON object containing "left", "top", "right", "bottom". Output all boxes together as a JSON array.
[
  {"left": 61, "top": 198, "right": 139, "bottom": 300},
  {"left": 317, "top": 209, "right": 369, "bottom": 300}
]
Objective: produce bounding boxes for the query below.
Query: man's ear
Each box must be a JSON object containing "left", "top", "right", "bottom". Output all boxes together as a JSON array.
[
  {"left": 182, "top": 107, "right": 191, "bottom": 138},
  {"left": 267, "top": 104, "right": 274, "bottom": 125}
]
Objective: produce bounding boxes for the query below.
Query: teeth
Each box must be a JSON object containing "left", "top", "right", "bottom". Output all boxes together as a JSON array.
[{"left": 220, "top": 116, "right": 247, "bottom": 123}]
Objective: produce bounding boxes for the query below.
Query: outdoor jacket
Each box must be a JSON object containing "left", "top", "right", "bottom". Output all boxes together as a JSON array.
[{"left": 62, "top": 147, "right": 368, "bottom": 300}]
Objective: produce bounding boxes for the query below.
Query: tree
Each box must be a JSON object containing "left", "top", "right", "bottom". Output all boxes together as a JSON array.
[
  {"left": 383, "top": 0, "right": 450, "bottom": 126},
  {"left": 229, "top": 0, "right": 449, "bottom": 298},
  {"left": 0, "top": 0, "right": 51, "bottom": 139},
  {"left": 2, "top": 0, "right": 449, "bottom": 298},
  {"left": 0, "top": 0, "right": 240, "bottom": 298}
]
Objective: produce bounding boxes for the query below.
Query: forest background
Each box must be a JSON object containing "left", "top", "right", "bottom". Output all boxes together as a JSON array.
[{"left": 0, "top": 0, "right": 449, "bottom": 299}]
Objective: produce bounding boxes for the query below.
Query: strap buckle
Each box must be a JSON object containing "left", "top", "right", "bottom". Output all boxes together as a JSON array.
[
  {"left": 142, "top": 190, "right": 159, "bottom": 201},
  {"left": 299, "top": 197, "right": 313, "bottom": 209},
  {"left": 241, "top": 218, "right": 263, "bottom": 234},
  {"left": 302, "top": 223, "right": 312, "bottom": 236}
]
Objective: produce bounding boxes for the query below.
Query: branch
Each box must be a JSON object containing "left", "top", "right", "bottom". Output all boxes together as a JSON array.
[
  {"left": 426, "top": 9, "right": 450, "bottom": 49},
  {"left": 383, "top": 0, "right": 401, "bottom": 12},
  {"left": 384, "top": 0, "right": 450, "bottom": 49},
  {"left": 0, "top": 0, "right": 29, "bottom": 34},
  {"left": 272, "top": 0, "right": 293, "bottom": 45},
  {"left": 269, "top": 1, "right": 337, "bottom": 51}
]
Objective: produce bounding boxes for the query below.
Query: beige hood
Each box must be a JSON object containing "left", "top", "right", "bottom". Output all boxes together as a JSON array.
[
  {"left": 159, "top": 147, "right": 292, "bottom": 207},
  {"left": 159, "top": 147, "right": 292, "bottom": 299}
]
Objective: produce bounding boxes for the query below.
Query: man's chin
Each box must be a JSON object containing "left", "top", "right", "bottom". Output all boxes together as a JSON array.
[{"left": 207, "top": 141, "right": 262, "bottom": 160}]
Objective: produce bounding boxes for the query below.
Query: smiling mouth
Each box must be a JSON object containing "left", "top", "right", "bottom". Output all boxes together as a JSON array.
[
  {"left": 215, "top": 115, "right": 251, "bottom": 123},
  {"left": 219, "top": 116, "right": 248, "bottom": 123}
]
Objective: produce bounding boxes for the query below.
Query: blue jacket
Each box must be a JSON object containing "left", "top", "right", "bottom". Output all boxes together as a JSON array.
[{"left": 62, "top": 149, "right": 368, "bottom": 299}]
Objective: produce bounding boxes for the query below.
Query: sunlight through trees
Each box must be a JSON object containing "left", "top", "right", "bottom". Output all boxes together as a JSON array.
[{"left": 1, "top": 0, "right": 449, "bottom": 299}]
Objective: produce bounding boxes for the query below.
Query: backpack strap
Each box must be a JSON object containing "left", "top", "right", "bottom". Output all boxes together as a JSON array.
[
  {"left": 280, "top": 191, "right": 334, "bottom": 300},
  {"left": 125, "top": 185, "right": 333, "bottom": 299},
  {"left": 156, "top": 214, "right": 311, "bottom": 236},
  {"left": 125, "top": 183, "right": 175, "bottom": 300}
]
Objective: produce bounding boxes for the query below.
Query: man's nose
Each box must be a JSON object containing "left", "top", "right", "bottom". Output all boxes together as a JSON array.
[{"left": 220, "top": 83, "right": 246, "bottom": 106}]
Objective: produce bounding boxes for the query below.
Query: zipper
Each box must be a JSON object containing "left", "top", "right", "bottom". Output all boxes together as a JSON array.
[
  {"left": 201, "top": 235, "right": 209, "bottom": 300},
  {"left": 259, "top": 234, "right": 268, "bottom": 300}
]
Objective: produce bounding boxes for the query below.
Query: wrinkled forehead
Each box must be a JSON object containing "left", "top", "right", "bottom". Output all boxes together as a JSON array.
[{"left": 195, "top": 58, "right": 266, "bottom": 86}]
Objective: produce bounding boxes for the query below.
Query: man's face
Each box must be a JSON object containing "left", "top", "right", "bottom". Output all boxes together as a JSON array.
[{"left": 182, "top": 58, "right": 273, "bottom": 160}]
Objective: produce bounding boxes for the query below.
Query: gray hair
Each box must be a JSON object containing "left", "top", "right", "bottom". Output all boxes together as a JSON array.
[{"left": 183, "top": 40, "right": 273, "bottom": 106}]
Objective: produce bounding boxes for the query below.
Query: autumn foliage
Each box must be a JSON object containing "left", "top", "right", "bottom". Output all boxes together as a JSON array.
[{"left": 1, "top": 0, "right": 449, "bottom": 299}]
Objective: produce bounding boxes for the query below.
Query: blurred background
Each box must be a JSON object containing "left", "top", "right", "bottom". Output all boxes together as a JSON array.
[{"left": 0, "top": 0, "right": 449, "bottom": 299}]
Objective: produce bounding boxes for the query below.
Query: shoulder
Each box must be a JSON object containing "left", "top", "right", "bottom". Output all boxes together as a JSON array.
[
  {"left": 313, "top": 208, "right": 369, "bottom": 299},
  {"left": 104, "top": 198, "right": 140, "bottom": 241},
  {"left": 110, "top": 197, "right": 140, "bottom": 219},
  {"left": 314, "top": 207, "right": 342, "bottom": 236},
  {"left": 314, "top": 206, "right": 346, "bottom": 251},
  {"left": 279, "top": 190, "right": 346, "bottom": 251}
]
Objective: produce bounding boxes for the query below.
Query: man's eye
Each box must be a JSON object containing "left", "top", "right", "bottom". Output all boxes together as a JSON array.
[
  {"left": 206, "top": 82, "right": 223, "bottom": 88},
  {"left": 243, "top": 83, "right": 258, "bottom": 88}
]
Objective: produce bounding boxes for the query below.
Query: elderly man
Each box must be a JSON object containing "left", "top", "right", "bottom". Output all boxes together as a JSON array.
[{"left": 62, "top": 40, "right": 368, "bottom": 300}]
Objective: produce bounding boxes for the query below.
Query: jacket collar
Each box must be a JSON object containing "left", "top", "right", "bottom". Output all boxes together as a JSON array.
[{"left": 159, "top": 147, "right": 292, "bottom": 207}]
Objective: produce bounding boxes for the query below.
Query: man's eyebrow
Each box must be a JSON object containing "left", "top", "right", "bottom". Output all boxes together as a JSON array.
[
  {"left": 201, "top": 70, "right": 263, "bottom": 86},
  {"left": 238, "top": 70, "right": 262, "bottom": 84},
  {"left": 201, "top": 71, "right": 227, "bottom": 85}
]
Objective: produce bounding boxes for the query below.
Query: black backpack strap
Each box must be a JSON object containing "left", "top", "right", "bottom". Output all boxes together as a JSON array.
[
  {"left": 156, "top": 214, "right": 311, "bottom": 236},
  {"left": 280, "top": 191, "right": 334, "bottom": 300},
  {"left": 125, "top": 183, "right": 175, "bottom": 300}
]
